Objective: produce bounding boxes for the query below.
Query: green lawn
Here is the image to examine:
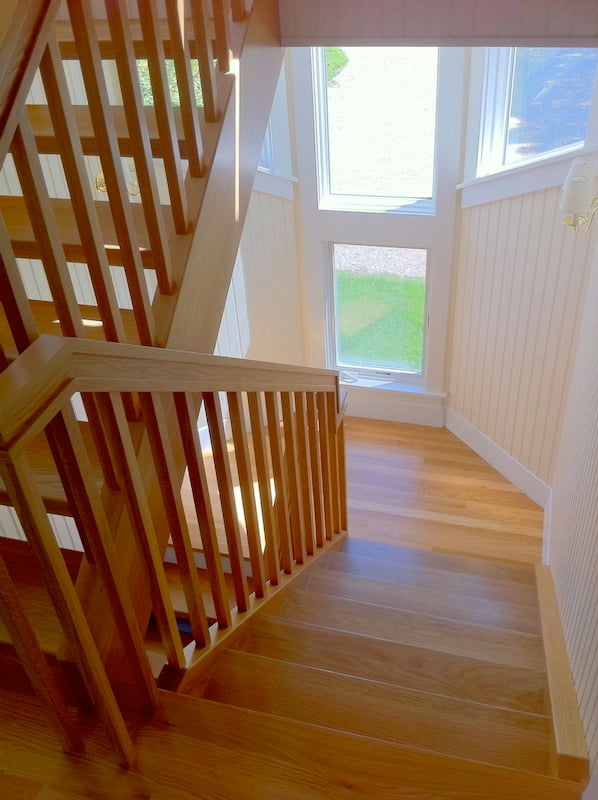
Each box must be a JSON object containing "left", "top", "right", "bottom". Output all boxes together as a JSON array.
[{"left": 336, "top": 271, "right": 425, "bottom": 372}]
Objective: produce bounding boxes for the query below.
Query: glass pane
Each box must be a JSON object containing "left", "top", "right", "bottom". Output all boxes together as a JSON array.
[
  {"left": 325, "top": 48, "right": 438, "bottom": 199},
  {"left": 334, "top": 244, "right": 426, "bottom": 373},
  {"left": 506, "top": 48, "right": 598, "bottom": 164}
]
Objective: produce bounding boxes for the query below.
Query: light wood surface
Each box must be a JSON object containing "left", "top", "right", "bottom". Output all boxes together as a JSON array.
[
  {"left": 536, "top": 565, "right": 590, "bottom": 782},
  {"left": 198, "top": 647, "right": 552, "bottom": 774},
  {"left": 232, "top": 613, "right": 548, "bottom": 714},
  {"left": 344, "top": 417, "right": 544, "bottom": 564}
]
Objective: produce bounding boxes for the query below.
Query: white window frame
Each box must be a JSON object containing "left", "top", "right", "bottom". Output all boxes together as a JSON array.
[
  {"left": 312, "top": 48, "right": 437, "bottom": 216},
  {"left": 474, "top": 47, "right": 598, "bottom": 180},
  {"left": 325, "top": 242, "right": 430, "bottom": 386},
  {"left": 291, "top": 46, "right": 464, "bottom": 398}
]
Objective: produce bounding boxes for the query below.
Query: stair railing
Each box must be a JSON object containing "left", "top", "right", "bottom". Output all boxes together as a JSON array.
[
  {"left": 1, "top": 0, "right": 250, "bottom": 357},
  {"left": 0, "top": 334, "right": 347, "bottom": 765}
]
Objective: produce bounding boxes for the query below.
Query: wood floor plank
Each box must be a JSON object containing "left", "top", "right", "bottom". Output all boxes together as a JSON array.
[
  {"left": 323, "top": 549, "right": 539, "bottom": 607},
  {"left": 340, "top": 537, "right": 537, "bottom": 584},
  {"left": 234, "top": 614, "right": 547, "bottom": 713},
  {"left": 198, "top": 648, "right": 552, "bottom": 775},
  {"left": 261, "top": 588, "right": 545, "bottom": 670},
  {"left": 297, "top": 567, "right": 541, "bottom": 634}
]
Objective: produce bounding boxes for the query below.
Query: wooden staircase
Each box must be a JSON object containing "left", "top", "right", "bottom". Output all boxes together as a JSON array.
[{"left": 168, "top": 536, "right": 589, "bottom": 799}]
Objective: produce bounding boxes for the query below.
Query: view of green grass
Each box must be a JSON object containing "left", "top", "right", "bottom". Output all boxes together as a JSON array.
[
  {"left": 137, "top": 59, "right": 203, "bottom": 107},
  {"left": 336, "top": 271, "right": 425, "bottom": 372},
  {"left": 326, "top": 47, "right": 348, "bottom": 84}
]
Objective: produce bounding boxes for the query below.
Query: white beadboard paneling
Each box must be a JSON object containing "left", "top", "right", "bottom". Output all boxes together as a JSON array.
[
  {"left": 279, "top": 0, "right": 598, "bottom": 45},
  {"left": 549, "top": 244, "right": 598, "bottom": 781},
  {"left": 448, "top": 186, "right": 597, "bottom": 485},
  {"left": 0, "top": 506, "right": 83, "bottom": 551}
]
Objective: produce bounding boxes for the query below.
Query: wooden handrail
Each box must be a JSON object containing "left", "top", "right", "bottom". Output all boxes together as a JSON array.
[{"left": 0, "top": 333, "right": 347, "bottom": 765}]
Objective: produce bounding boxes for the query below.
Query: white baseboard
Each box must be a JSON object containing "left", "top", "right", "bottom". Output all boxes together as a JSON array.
[
  {"left": 344, "top": 384, "right": 445, "bottom": 427},
  {"left": 445, "top": 408, "right": 551, "bottom": 508},
  {"left": 542, "top": 491, "right": 553, "bottom": 565}
]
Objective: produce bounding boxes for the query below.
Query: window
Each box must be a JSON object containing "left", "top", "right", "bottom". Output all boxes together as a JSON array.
[
  {"left": 332, "top": 244, "right": 427, "bottom": 376},
  {"left": 314, "top": 47, "right": 439, "bottom": 211},
  {"left": 477, "top": 48, "right": 598, "bottom": 176}
]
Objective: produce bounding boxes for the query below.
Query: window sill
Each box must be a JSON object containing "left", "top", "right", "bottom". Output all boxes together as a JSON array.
[
  {"left": 253, "top": 168, "right": 297, "bottom": 200},
  {"left": 459, "top": 145, "right": 598, "bottom": 208}
]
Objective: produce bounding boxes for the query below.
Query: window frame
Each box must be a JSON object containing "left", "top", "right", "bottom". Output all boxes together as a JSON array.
[
  {"left": 474, "top": 46, "right": 598, "bottom": 179},
  {"left": 312, "top": 47, "right": 438, "bottom": 215}
]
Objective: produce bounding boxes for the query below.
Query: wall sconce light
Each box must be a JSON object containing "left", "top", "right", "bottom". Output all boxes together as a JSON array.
[
  {"left": 95, "top": 161, "right": 140, "bottom": 198},
  {"left": 561, "top": 157, "right": 598, "bottom": 234}
]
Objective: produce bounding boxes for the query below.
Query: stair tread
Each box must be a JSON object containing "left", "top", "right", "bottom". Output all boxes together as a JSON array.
[
  {"left": 27, "top": 104, "right": 191, "bottom": 161},
  {"left": 340, "top": 536, "right": 537, "bottom": 584},
  {"left": 298, "top": 566, "right": 541, "bottom": 634},
  {"left": 198, "top": 648, "right": 551, "bottom": 774},
  {"left": 161, "top": 692, "right": 585, "bottom": 800},
  {"left": 0, "top": 195, "right": 164, "bottom": 269},
  {"left": 235, "top": 614, "right": 547, "bottom": 714},
  {"left": 0, "top": 688, "right": 583, "bottom": 800},
  {"left": 323, "top": 549, "right": 539, "bottom": 607},
  {"left": 261, "top": 587, "right": 545, "bottom": 670},
  {"left": 0, "top": 299, "right": 139, "bottom": 362}
]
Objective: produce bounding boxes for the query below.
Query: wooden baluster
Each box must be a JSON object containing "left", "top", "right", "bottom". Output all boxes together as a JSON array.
[
  {"left": 0, "top": 342, "right": 8, "bottom": 371},
  {"left": 227, "top": 391, "right": 266, "bottom": 597},
  {"left": 337, "top": 416, "right": 348, "bottom": 531},
  {"left": 316, "top": 391, "right": 334, "bottom": 540},
  {"left": 247, "top": 392, "right": 279, "bottom": 585},
  {"left": 11, "top": 114, "right": 120, "bottom": 490},
  {"left": 39, "top": 37, "right": 127, "bottom": 345},
  {"left": 189, "top": 0, "right": 218, "bottom": 122},
  {"left": 203, "top": 391, "right": 250, "bottom": 612},
  {"left": 280, "top": 392, "right": 305, "bottom": 564},
  {"left": 11, "top": 116, "right": 84, "bottom": 341},
  {"left": 139, "top": 392, "right": 210, "bottom": 646},
  {"left": 294, "top": 391, "right": 316, "bottom": 555},
  {"left": 231, "top": 0, "right": 247, "bottom": 21},
  {"left": 0, "top": 455, "right": 136, "bottom": 768},
  {"left": 68, "top": 0, "right": 156, "bottom": 347},
  {"left": 95, "top": 392, "right": 186, "bottom": 670},
  {"left": 0, "top": 552, "right": 82, "bottom": 753},
  {"left": 106, "top": 0, "right": 174, "bottom": 292},
  {"left": 0, "top": 217, "right": 38, "bottom": 352},
  {"left": 265, "top": 392, "right": 293, "bottom": 573},
  {"left": 211, "top": 0, "right": 231, "bottom": 73},
  {"left": 165, "top": 0, "right": 204, "bottom": 177},
  {"left": 174, "top": 392, "right": 232, "bottom": 629},
  {"left": 306, "top": 392, "right": 326, "bottom": 547},
  {"left": 45, "top": 406, "right": 160, "bottom": 709},
  {"left": 138, "top": 0, "right": 189, "bottom": 234},
  {"left": 327, "top": 391, "right": 341, "bottom": 533}
]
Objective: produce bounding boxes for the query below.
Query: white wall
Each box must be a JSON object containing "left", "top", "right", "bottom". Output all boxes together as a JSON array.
[
  {"left": 547, "top": 244, "right": 598, "bottom": 799},
  {"left": 278, "top": 0, "right": 598, "bottom": 46},
  {"left": 239, "top": 188, "right": 305, "bottom": 365},
  {"left": 447, "top": 185, "right": 597, "bottom": 494}
]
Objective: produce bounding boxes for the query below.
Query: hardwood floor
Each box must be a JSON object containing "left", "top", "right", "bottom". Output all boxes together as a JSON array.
[{"left": 343, "top": 416, "right": 544, "bottom": 565}]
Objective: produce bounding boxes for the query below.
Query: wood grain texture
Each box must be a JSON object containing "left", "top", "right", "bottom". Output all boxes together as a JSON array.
[
  {"left": 198, "top": 648, "right": 552, "bottom": 775},
  {"left": 232, "top": 614, "right": 548, "bottom": 714},
  {"left": 536, "top": 566, "right": 590, "bottom": 782},
  {"left": 262, "top": 587, "right": 545, "bottom": 670},
  {"left": 0, "top": 687, "right": 584, "bottom": 800},
  {"left": 344, "top": 417, "right": 543, "bottom": 564}
]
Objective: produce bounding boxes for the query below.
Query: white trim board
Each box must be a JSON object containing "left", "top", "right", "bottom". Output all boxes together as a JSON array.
[
  {"left": 445, "top": 408, "right": 550, "bottom": 508},
  {"left": 345, "top": 385, "right": 445, "bottom": 427}
]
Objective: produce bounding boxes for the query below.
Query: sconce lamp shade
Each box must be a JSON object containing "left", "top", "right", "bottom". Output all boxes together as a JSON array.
[{"left": 560, "top": 157, "right": 597, "bottom": 226}]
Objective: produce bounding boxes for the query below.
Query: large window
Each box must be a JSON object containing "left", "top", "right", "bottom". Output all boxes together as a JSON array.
[
  {"left": 332, "top": 244, "right": 427, "bottom": 375},
  {"left": 315, "top": 47, "right": 439, "bottom": 211},
  {"left": 477, "top": 48, "right": 598, "bottom": 176}
]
